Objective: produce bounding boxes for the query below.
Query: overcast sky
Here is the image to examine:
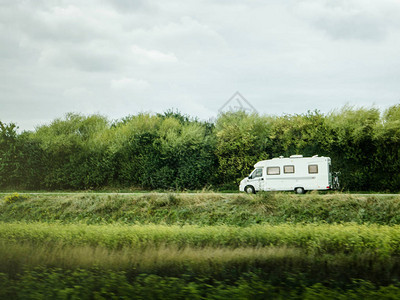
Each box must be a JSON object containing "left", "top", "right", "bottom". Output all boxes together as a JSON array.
[{"left": 1, "top": 0, "right": 400, "bottom": 130}]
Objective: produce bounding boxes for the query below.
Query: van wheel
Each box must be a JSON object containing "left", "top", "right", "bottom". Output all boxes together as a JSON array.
[
  {"left": 245, "top": 185, "right": 255, "bottom": 194},
  {"left": 295, "top": 187, "right": 305, "bottom": 194}
]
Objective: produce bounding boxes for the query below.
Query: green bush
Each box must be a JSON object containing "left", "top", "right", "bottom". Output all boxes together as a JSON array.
[
  {"left": 2, "top": 269, "right": 400, "bottom": 299},
  {"left": 2, "top": 193, "right": 28, "bottom": 204}
]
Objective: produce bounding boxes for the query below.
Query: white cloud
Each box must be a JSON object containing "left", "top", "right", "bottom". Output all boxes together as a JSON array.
[
  {"left": 292, "top": 0, "right": 400, "bottom": 41},
  {"left": 1, "top": 0, "right": 400, "bottom": 130},
  {"left": 130, "top": 45, "right": 178, "bottom": 63},
  {"left": 110, "top": 77, "right": 150, "bottom": 90}
]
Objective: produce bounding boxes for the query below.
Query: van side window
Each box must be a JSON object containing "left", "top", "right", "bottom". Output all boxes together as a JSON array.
[
  {"left": 267, "top": 167, "right": 280, "bottom": 175},
  {"left": 308, "top": 164, "right": 318, "bottom": 174},
  {"left": 284, "top": 165, "right": 295, "bottom": 174}
]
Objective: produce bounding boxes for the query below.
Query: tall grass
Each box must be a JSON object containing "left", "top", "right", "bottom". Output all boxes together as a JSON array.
[
  {"left": 2, "top": 268, "right": 400, "bottom": 300},
  {"left": 2, "top": 193, "right": 400, "bottom": 298},
  {"left": 2, "top": 192, "right": 400, "bottom": 225},
  {"left": 0, "top": 240, "right": 304, "bottom": 276},
  {"left": 1, "top": 222, "right": 400, "bottom": 257},
  {"left": 2, "top": 240, "right": 400, "bottom": 286}
]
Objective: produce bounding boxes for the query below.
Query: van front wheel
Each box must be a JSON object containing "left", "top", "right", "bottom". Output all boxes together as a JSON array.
[
  {"left": 245, "top": 185, "right": 256, "bottom": 194},
  {"left": 295, "top": 187, "right": 305, "bottom": 194}
]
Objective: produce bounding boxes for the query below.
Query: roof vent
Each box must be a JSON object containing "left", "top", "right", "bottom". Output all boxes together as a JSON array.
[
  {"left": 312, "top": 155, "right": 319, "bottom": 158},
  {"left": 290, "top": 155, "right": 303, "bottom": 158}
]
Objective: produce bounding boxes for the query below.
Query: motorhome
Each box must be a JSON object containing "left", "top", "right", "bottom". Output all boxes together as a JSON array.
[{"left": 239, "top": 155, "right": 338, "bottom": 194}]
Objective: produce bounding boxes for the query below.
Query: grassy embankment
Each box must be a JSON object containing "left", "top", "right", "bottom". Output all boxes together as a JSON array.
[
  {"left": 1, "top": 192, "right": 400, "bottom": 225},
  {"left": 2, "top": 192, "right": 400, "bottom": 298}
]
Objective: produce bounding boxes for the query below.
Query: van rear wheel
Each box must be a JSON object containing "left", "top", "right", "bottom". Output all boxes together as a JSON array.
[
  {"left": 295, "top": 187, "right": 305, "bottom": 194},
  {"left": 245, "top": 185, "right": 255, "bottom": 194}
]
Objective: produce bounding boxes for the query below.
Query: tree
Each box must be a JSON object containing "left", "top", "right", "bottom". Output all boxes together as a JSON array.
[
  {"left": 0, "top": 121, "right": 21, "bottom": 187},
  {"left": 215, "top": 112, "right": 269, "bottom": 186}
]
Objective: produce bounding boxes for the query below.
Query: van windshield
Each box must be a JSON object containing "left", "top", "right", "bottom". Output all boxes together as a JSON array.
[{"left": 250, "top": 168, "right": 263, "bottom": 179}]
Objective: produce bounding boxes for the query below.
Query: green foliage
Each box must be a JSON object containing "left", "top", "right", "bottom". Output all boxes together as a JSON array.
[
  {"left": 110, "top": 113, "right": 217, "bottom": 189},
  {"left": 372, "top": 105, "right": 400, "bottom": 191},
  {"left": 215, "top": 112, "right": 270, "bottom": 185},
  {"left": 31, "top": 113, "right": 111, "bottom": 189},
  {"left": 2, "top": 268, "right": 400, "bottom": 300},
  {"left": 16, "top": 132, "right": 46, "bottom": 189},
  {"left": 157, "top": 108, "right": 192, "bottom": 124},
  {"left": 2, "top": 192, "right": 28, "bottom": 204},
  {"left": 0, "top": 122, "right": 22, "bottom": 188},
  {"left": 2, "top": 105, "right": 400, "bottom": 191},
  {"left": 326, "top": 106, "right": 381, "bottom": 190},
  {"left": 269, "top": 110, "right": 331, "bottom": 157}
]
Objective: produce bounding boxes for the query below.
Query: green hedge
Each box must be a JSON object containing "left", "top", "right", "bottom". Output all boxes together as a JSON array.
[{"left": 1, "top": 105, "right": 400, "bottom": 191}]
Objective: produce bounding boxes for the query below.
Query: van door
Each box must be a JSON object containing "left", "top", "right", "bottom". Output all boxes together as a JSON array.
[{"left": 247, "top": 168, "right": 264, "bottom": 191}]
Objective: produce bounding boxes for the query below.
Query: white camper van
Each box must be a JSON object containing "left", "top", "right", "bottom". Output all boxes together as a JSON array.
[{"left": 239, "top": 155, "right": 337, "bottom": 194}]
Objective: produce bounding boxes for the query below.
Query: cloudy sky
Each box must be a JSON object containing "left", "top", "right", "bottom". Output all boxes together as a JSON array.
[{"left": 1, "top": 0, "right": 400, "bottom": 130}]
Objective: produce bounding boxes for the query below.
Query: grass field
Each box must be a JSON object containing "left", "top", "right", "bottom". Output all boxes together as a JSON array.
[
  {"left": 2, "top": 192, "right": 400, "bottom": 225},
  {"left": 2, "top": 192, "right": 400, "bottom": 298}
]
